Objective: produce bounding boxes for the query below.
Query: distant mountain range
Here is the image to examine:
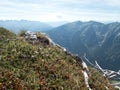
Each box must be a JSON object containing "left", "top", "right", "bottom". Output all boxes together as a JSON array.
[
  {"left": 45, "top": 21, "right": 120, "bottom": 71},
  {"left": 0, "top": 20, "right": 120, "bottom": 71},
  {"left": 0, "top": 20, "right": 53, "bottom": 33},
  {"left": 45, "top": 21, "right": 68, "bottom": 27}
]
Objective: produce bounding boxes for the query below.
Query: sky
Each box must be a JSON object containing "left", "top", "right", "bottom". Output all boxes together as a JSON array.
[{"left": 0, "top": 0, "right": 120, "bottom": 22}]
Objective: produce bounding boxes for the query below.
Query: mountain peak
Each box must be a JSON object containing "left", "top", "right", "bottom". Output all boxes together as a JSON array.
[
  {"left": 72, "top": 20, "right": 82, "bottom": 24},
  {"left": 86, "top": 20, "right": 104, "bottom": 25},
  {"left": 46, "top": 21, "right": 120, "bottom": 72}
]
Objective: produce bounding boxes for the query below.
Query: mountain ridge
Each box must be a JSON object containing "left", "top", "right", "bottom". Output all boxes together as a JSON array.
[
  {"left": 45, "top": 21, "right": 120, "bottom": 71},
  {"left": 0, "top": 20, "right": 53, "bottom": 33}
]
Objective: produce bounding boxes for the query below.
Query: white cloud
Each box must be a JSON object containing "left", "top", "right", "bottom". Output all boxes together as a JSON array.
[
  {"left": 104, "top": 0, "right": 120, "bottom": 6},
  {"left": 0, "top": 0, "right": 120, "bottom": 22}
]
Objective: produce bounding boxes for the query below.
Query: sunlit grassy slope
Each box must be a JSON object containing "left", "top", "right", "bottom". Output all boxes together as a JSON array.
[{"left": 0, "top": 27, "right": 115, "bottom": 90}]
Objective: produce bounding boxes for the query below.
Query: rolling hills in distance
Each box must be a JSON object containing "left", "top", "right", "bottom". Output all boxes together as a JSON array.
[{"left": 0, "top": 20, "right": 53, "bottom": 33}]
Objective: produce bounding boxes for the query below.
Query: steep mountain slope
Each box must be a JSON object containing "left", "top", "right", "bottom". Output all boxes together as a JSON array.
[
  {"left": 0, "top": 28, "right": 115, "bottom": 90},
  {"left": 94, "top": 22, "right": 120, "bottom": 70},
  {"left": 0, "top": 20, "right": 52, "bottom": 33},
  {"left": 46, "top": 21, "right": 120, "bottom": 71},
  {"left": 46, "top": 21, "right": 87, "bottom": 55}
]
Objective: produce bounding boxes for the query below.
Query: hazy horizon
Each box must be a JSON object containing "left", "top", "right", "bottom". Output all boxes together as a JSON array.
[{"left": 0, "top": 0, "right": 120, "bottom": 22}]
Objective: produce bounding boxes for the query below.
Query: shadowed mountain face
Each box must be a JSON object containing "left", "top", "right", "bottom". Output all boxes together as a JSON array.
[
  {"left": 0, "top": 20, "right": 53, "bottom": 33},
  {"left": 46, "top": 21, "right": 120, "bottom": 71}
]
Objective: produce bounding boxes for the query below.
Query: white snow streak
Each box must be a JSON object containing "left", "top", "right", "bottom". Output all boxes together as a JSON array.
[
  {"left": 82, "top": 61, "right": 89, "bottom": 71},
  {"left": 105, "top": 86, "right": 109, "bottom": 90},
  {"left": 82, "top": 61, "right": 92, "bottom": 90},
  {"left": 84, "top": 53, "right": 95, "bottom": 67},
  {"left": 82, "top": 71, "right": 92, "bottom": 90}
]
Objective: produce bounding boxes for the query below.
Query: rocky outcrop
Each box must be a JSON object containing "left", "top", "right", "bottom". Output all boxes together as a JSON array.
[{"left": 24, "top": 31, "right": 51, "bottom": 46}]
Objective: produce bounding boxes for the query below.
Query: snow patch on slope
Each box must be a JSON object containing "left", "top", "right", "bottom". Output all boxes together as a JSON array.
[
  {"left": 82, "top": 60, "right": 89, "bottom": 71},
  {"left": 82, "top": 60, "right": 92, "bottom": 90},
  {"left": 82, "top": 71, "right": 91, "bottom": 90}
]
